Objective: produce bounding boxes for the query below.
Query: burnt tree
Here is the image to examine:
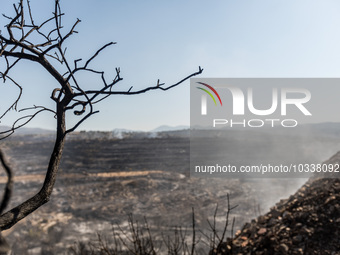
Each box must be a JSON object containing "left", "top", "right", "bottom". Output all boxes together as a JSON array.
[{"left": 0, "top": 0, "right": 202, "bottom": 231}]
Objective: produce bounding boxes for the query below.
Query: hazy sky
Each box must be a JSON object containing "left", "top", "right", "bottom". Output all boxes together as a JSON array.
[{"left": 1, "top": 0, "right": 340, "bottom": 131}]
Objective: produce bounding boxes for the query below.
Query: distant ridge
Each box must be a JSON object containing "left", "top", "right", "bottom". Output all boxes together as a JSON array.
[
  {"left": 150, "top": 125, "right": 189, "bottom": 132},
  {"left": 112, "top": 125, "right": 189, "bottom": 134},
  {"left": 0, "top": 125, "right": 54, "bottom": 135}
]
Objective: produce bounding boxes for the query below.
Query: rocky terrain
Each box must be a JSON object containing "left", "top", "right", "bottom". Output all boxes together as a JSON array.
[{"left": 212, "top": 154, "right": 340, "bottom": 255}]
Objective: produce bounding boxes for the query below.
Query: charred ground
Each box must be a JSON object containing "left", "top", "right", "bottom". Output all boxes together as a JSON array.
[{"left": 0, "top": 127, "right": 338, "bottom": 254}]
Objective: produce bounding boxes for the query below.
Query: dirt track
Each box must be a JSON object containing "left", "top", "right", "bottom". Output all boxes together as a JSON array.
[{"left": 0, "top": 170, "right": 165, "bottom": 184}]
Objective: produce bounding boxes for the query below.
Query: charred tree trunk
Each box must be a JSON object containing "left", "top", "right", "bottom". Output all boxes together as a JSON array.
[{"left": 0, "top": 105, "right": 67, "bottom": 231}]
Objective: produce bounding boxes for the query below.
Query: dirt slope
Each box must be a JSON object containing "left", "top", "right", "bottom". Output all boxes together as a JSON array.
[{"left": 213, "top": 153, "right": 340, "bottom": 255}]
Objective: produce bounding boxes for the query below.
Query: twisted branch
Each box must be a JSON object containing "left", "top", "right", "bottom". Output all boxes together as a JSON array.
[{"left": 0, "top": 0, "right": 203, "bottom": 231}]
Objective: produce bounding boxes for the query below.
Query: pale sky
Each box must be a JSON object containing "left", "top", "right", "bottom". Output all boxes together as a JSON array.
[{"left": 1, "top": 0, "right": 340, "bottom": 131}]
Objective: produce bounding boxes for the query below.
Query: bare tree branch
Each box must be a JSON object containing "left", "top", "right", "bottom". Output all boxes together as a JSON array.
[
  {"left": 76, "top": 66, "right": 203, "bottom": 97},
  {"left": 0, "top": 74, "right": 22, "bottom": 120},
  {"left": 0, "top": 107, "right": 54, "bottom": 140},
  {"left": 0, "top": 0, "right": 203, "bottom": 231}
]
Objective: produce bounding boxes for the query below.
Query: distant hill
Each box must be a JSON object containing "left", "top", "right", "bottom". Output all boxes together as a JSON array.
[
  {"left": 150, "top": 125, "right": 189, "bottom": 132},
  {"left": 0, "top": 125, "right": 54, "bottom": 135}
]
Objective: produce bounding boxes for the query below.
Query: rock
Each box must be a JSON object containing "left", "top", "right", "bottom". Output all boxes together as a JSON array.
[
  {"left": 278, "top": 243, "right": 289, "bottom": 254},
  {"left": 257, "top": 228, "right": 267, "bottom": 235},
  {"left": 267, "top": 217, "right": 278, "bottom": 227},
  {"left": 269, "top": 209, "right": 281, "bottom": 218},
  {"left": 293, "top": 248, "right": 304, "bottom": 255}
]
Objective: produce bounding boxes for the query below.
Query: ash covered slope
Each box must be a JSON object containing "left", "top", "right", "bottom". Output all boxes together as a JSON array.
[{"left": 214, "top": 153, "right": 340, "bottom": 255}]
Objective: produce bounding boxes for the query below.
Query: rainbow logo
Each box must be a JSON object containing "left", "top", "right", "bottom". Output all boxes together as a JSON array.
[{"left": 196, "top": 82, "right": 222, "bottom": 106}]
